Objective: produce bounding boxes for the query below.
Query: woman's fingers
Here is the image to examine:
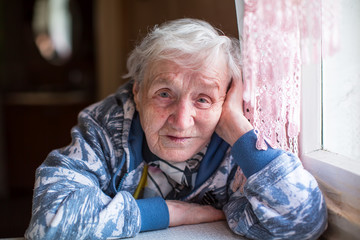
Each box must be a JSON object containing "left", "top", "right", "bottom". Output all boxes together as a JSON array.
[
  {"left": 166, "top": 200, "right": 225, "bottom": 227},
  {"left": 216, "top": 75, "right": 253, "bottom": 146}
]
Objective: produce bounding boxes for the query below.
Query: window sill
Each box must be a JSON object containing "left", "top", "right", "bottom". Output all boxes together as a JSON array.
[{"left": 301, "top": 150, "right": 360, "bottom": 239}]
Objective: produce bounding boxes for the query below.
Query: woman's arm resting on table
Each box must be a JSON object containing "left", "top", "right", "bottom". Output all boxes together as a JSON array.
[
  {"left": 224, "top": 142, "right": 328, "bottom": 239},
  {"left": 216, "top": 76, "right": 327, "bottom": 239},
  {"left": 25, "top": 112, "right": 142, "bottom": 240}
]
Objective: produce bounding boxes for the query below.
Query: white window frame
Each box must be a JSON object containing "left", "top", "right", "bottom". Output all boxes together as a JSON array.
[
  {"left": 235, "top": 0, "right": 360, "bottom": 238},
  {"left": 301, "top": 51, "right": 360, "bottom": 239}
]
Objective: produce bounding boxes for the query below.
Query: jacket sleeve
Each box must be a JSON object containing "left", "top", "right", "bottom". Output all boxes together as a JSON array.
[
  {"left": 25, "top": 111, "right": 142, "bottom": 240},
  {"left": 223, "top": 130, "right": 328, "bottom": 240}
]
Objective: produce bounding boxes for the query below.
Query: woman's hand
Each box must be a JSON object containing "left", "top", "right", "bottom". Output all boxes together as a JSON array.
[
  {"left": 216, "top": 76, "right": 253, "bottom": 146},
  {"left": 166, "top": 200, "right": 225, "bottom": 227}
]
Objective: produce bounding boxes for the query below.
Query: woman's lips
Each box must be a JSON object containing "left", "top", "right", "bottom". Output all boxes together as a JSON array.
[{"left": 167, "top": 135, "right": 191, "bottom": 143}]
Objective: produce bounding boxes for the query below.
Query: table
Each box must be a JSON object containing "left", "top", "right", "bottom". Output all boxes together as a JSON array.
[
  {"left": 131, "top": 221, "right": 245, "bottom": 240},
  {"left": 1, "top": 221, "right": 247, "bottom": 240}
]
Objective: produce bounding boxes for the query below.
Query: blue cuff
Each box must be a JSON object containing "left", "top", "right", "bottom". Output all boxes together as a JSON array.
[
  {"left": 230, "top": 130, "right": 284, "bottom": 178},
  {"left": 136, "top": 197, "right": 169, "bottom": 232}
]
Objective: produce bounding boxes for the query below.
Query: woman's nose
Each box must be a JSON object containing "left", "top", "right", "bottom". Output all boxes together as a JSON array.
[{"left": 168, "top": 99, "right": 195, "bottom": 131}]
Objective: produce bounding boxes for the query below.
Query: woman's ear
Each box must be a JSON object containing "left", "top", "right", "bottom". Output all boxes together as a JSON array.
[
  {"left": 226, "top": 77, "right": 233, "bottom": 93},
  {"left": 133, "top": 81, "right": 141, "bottom": 111}
]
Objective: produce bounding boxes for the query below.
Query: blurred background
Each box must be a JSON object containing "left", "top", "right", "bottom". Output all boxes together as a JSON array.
[{"left": 0, "top": 0, "right": 238, "bottom": 237}]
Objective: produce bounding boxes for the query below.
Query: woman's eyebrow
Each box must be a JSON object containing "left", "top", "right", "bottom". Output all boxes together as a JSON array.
[
  {"left": 150, "top": 71, "right": 177, "bottom": 82},
  {"left": 149, "top": 77, "right": 175, "bottom": 87},
  {"left": 149, "top": 72, "right": 222, "bottom": 91},
  {"left": 198, "top": 77, "right": 221, "bottom": 90}
]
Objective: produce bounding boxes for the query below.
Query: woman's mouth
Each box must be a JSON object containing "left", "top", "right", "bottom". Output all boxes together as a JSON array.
[{"left": 167, "top": 135, "right": 191, "bottom": 143}]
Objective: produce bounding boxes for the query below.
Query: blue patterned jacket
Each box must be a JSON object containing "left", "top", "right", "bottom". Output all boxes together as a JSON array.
[{"left": 25, "top": 80, "right": 327, "bottom": 239}]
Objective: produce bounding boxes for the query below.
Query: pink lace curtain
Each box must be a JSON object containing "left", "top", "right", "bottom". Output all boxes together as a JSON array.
[{"left": 241, "top": 0, "right": 338, "bottom": 155}]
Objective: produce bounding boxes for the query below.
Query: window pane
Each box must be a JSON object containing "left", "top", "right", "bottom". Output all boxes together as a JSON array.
[{"left": 322, "top": 0, "right": 360, "bottom": 160}]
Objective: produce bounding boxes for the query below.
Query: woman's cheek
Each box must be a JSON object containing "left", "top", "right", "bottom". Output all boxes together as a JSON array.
[
  {"left": 143, "top": 105, "right": 168, "bottom": 129},
  {"left": 202, "top": 105, "right": 223, "bottom": 122}
]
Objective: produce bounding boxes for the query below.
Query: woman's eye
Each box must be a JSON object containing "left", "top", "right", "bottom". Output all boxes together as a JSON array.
[
  {"left": 158, "top": 91, "right": 170, "bottom": 98},
  {"left": 153, "top": 89, "right": 173, "bottom": 105},
  {"left": 196, "top": 96, "right": 212, "bottom": 108},
  {"left": 198, "top": 98, "right": 208, "bottom": 103}
]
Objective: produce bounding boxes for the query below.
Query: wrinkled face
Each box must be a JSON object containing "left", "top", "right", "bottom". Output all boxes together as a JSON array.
[{"left": 133, "top": 57, "right": 229, "bottom": 162}]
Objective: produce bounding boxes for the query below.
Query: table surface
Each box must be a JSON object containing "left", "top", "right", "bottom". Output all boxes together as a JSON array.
[
  {"left": 131, "top": 221, "right": 245, "bottom": 240},
  {"left": 1, "top": 221, "right": 247, "bottom": 240}
]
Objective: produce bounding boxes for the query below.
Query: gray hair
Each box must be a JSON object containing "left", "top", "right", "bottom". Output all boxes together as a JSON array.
[{"left": 124, "top": 18, "right": 242, "bottom": 84}]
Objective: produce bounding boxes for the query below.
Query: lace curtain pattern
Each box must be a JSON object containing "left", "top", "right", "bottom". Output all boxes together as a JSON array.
[{"left": 241, "top": 0, "right": 338, "bottom": 155}]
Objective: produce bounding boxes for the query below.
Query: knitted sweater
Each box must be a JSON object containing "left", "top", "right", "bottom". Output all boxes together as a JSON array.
[{"left": 25, "top": 80, "right": 327, "bottom": 240}]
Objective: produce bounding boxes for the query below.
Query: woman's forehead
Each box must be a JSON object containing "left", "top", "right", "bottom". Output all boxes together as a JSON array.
[{"left": 144, "top": 58, "right": 229, "bottom": 86}]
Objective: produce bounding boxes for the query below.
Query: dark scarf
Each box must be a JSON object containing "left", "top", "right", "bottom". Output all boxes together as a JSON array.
[{"left": 142, "top": 140, "right": 207, "bottom": 200}]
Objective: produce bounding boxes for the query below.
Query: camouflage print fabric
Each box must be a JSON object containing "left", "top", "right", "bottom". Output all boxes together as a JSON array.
[{"left": 25, "top": 80, "right": 327, "bottom": 239}]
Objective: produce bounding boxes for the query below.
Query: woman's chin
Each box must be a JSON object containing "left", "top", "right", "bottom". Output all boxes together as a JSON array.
[{"left": 154, "top": 149, "right": 197, "bottom": 163}]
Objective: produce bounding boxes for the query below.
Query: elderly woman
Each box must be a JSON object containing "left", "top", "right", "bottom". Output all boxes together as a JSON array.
[{"left": 25, "top": 18, "right": 327, "bottom": 239}]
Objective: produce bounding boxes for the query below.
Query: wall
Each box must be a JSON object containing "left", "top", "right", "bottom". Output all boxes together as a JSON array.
[
  {"left": 0, "top": 0, "right": 96, "bottom": 236},
  {"left": 95, "top": 0, "right": 238, "bottom": 99},
  {"left": 0, "top": 98, "right": 6, "bottom": 198},
  {"left": 0, "top": 0, "right": 6, "bottom": 198}
]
